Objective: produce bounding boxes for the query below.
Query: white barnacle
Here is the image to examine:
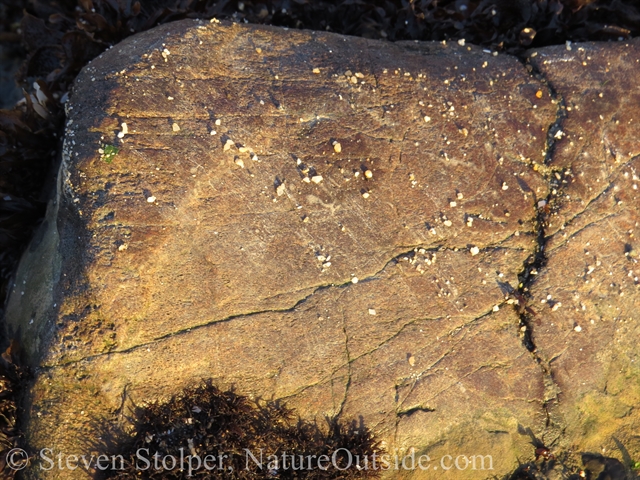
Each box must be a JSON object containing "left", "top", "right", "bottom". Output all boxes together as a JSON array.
[{"left": 117, "top": 122, "right": 128, "bottom": 138}]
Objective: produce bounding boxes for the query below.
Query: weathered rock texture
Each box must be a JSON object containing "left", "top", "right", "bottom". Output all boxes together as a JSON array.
[
  {"left": 4, "top": 19, "right": 640, "bottom": 479},
  {"left": 528, "top": 43, "right": 640, "bottom": 459}
]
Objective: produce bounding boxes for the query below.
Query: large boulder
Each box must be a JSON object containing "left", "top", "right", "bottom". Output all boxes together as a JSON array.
[{"left": 4, "top": 19, "right": 639, "bottom": 478}]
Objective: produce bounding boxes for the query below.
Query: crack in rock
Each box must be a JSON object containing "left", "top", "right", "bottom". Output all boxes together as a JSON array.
[{"left": 13, "top": 22, "right": 639, "bottom": 479}]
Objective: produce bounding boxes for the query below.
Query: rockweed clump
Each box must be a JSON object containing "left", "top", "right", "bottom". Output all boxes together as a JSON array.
[{"left": 102, "top": 381, "right": 382, "bottom": 479}]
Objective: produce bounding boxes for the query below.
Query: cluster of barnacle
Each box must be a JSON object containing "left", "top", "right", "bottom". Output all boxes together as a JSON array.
[
  {"left": 340, "top": 71, "right": 366, "bottom": 86},
  {"left": 103, "top": 381, "right": 382, "bottom": 479},
  {"left": 295, "top": 157, "right": 323, "bottom": 185},
  {"left": 399, "top": 248, "right": 438, "bottom": 275}
]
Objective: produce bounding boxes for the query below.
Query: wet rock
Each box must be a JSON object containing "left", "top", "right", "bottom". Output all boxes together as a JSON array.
[{"left": 4, "top": 19, "right": 639, "bottom": 479}]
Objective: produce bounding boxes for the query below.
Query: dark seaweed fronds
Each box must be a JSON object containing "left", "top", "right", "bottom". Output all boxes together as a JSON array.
[{"left": 101, "top": 381, "right": 382, "bottom": 479}]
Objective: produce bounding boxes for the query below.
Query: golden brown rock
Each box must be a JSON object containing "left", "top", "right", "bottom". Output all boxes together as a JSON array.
[
  {"left": 528, "top": 41, "right": 640, "bottom": 460},
  {"left": 6, "top": 19, "right": 639, "bottom": 479}
]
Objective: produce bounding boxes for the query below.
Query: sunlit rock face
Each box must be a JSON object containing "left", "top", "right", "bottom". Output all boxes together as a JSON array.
[{"left": 5, "top": 19, "right": 639, "bottom": 479}]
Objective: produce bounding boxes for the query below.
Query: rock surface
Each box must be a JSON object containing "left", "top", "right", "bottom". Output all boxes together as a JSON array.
[
  {"left": 4, "top": 19, "right": 639, "bottom": 478},
  {"left": 528, "top": 42, "right": 640, "bottom": 460}
]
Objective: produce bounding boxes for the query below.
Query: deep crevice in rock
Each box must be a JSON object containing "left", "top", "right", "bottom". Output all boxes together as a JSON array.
[
  {"left": 505, "top": 54, "right": 567, "bottom": 355},
  {"left": 511, "top": 56, "right": 571, "bottom": 438}
]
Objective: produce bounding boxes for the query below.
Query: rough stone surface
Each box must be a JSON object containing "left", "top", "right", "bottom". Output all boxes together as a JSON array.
[
  {"left": 4, "top": 19, "right": 640, "bottom": 478},
  {"left": 527, "top": 42, "right": 640, "bottom": 458}
]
